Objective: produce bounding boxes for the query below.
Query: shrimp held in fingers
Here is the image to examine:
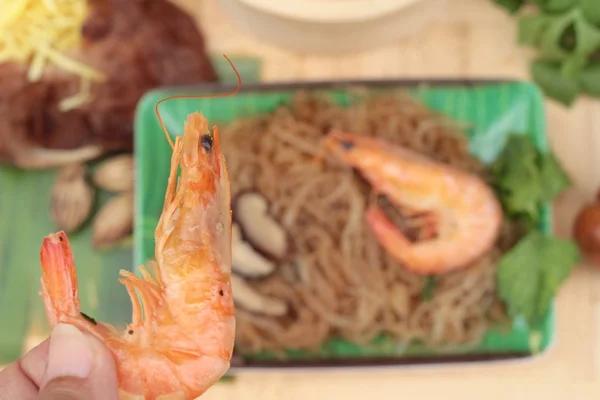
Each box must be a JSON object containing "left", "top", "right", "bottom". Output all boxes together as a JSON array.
[
  {"left": 39, "top": 112, "right": 235, "bottom": 399},
  {"left": 321, "top": 131, "right": 503, "bottom": 275}
]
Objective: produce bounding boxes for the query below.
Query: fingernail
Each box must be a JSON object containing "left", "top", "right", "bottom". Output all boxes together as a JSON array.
[{"left": 45, "top": 323, "right": 95, "bottom": 381}]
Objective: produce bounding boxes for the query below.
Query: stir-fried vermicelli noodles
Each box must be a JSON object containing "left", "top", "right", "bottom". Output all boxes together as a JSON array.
[{"left": 221, "top": 91, "right": 520, "bottom": 355}]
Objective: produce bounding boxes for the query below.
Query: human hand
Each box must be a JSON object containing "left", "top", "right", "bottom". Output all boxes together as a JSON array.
[{"left": 0, "top": 323, "right": 119, "bottom": 400}]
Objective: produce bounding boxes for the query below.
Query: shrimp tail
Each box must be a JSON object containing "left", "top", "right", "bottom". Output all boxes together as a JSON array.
[
  {"left": 40, "top": 231, "right": 119, "bottom": 341},
  {"left": 40, "top": 231, "right": 81, "bottom": 327}
]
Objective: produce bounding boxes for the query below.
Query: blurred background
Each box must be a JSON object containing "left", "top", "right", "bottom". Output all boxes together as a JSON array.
[{"left": 0, "top": 0, "right": 599, "bottom": 398}]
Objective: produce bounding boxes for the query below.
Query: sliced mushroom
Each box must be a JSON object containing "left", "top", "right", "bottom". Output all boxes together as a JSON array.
[
  {"left": 233, "top": 191, "right": 293, "bottom": 261},
  {"left": 230, "top": 274, "right": 288, "bottom": 317},
  {"left": 232, "top": 223, "right": 277, "bottom": 278},
  {"left": 13, "top": 144, "right": 104, "bottom": 169}
]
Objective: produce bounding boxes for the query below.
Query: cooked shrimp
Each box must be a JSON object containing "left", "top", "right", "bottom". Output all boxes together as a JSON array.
[
  {"left": 39, "top": 57, "right": 240, "bottom": 399},
  {"left": 320, "top": 131, "right": 503, "bottom": 275}
]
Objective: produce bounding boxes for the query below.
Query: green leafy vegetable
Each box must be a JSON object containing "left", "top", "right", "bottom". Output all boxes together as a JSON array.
[
  {"left": 580, "top": 0, "right": 600, "bottom": 25},
  {"left": 497, "top": 231, "right": 580, "bottom": 328},
  {"left": 493, "top": 0, "right": 526, "bottom": 13},
  {"left": 490, "top": 134, "right": 571, "bottom": 226},
  {"left": 539, "top": 13, "right": 574, "bottom": 60},
  {"left": 560, "top": 54, "right": 587, "bottom": 82},
  {"left": 573, "top": 12, "right": 600, "bottom": 57},
  {"left": 538, "top": 152, "right": 572, "bottom": 200},
  {"left": 531, "top": 59, "right": 580, "bottom": 105},
  {"left": 492, "top": 0, "right": 600, "bottom": 105},
  {"left": 581, "top": 65, "right": 600, "bottom": 96},
  {"left": 518, "top": 15, "right": 550, "bottom": 46},
  {"left": 489, "top": 131, "right": 579, "bottom": 335},
  {"left": 536, "top": 0, "right": 577, "bottom": 13}
]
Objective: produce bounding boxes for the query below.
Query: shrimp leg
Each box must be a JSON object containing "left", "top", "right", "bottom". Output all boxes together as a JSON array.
[{"left": 119, "top": 270, "right": 163, "bottom": 335}]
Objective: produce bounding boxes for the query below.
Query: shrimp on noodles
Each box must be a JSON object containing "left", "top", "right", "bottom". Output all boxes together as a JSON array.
[{"left": 320, "top": 131, "right": 503, "bottom": 275}]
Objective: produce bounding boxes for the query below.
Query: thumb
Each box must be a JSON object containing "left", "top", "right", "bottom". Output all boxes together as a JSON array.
[{"left": 38, "top": 323, "right": 119, "bottom": 400}]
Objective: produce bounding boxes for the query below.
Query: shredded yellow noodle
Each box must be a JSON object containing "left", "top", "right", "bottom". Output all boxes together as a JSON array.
[
  {"left": 0, "top": 0, "right": 106, "bottom": 110},
  {"left": 222, "top": 91, "right": 519, "bottom": 355}
]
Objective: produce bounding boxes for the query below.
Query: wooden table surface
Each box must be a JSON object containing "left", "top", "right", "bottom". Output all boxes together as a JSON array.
[{"left": 172, "top": 0, "right": 600, "bottom": 398}]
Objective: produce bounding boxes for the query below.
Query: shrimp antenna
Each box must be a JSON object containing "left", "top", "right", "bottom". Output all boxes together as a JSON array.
[{"left": 154, "top": 54, "right": 243, "bottom": 149}]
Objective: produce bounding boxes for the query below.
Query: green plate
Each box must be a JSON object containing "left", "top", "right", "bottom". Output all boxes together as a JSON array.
[
  {"left": 0, "top": 55, "right": 261, "bottom": 366},
  {"left": 134, "top": 79, "right": 553, "bottom": 368}
]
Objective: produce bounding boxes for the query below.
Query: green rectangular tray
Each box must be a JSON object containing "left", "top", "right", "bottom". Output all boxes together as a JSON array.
[{"left": 134, "top": 79, "right": 553, "bottom": 369}]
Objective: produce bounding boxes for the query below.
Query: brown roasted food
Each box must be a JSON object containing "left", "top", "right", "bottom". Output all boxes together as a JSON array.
[{"left": 0, "top": 0, "right": 218, "bottom": 168}]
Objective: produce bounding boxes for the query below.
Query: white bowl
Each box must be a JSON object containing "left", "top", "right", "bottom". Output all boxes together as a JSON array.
[{"left": 217, "top": 0, "right": 448, "bottom": 54}]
